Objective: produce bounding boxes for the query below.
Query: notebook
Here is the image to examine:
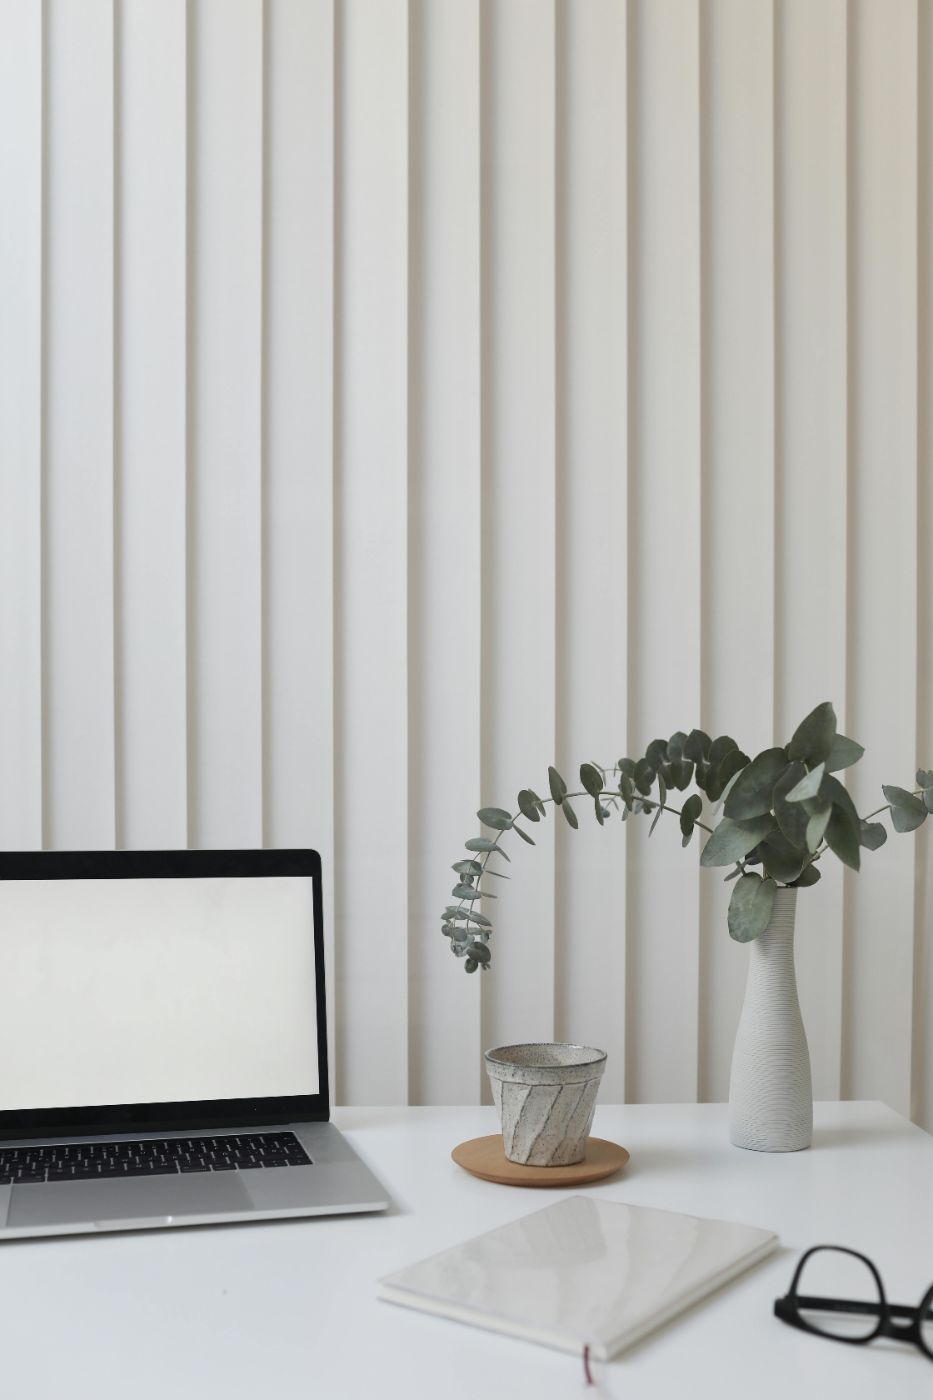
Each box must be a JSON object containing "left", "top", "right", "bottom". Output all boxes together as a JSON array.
[{"left": 378, "top": 1195, "right": 777, "bottom": 1361}]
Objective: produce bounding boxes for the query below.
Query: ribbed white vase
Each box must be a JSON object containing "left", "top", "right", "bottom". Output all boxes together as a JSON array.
[{"left": 729, "top": 887, "right": 812, "bottom": 1152}]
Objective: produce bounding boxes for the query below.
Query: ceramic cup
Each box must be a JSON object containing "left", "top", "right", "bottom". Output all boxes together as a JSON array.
[{"left": 484, "top": 1043, "right": 608, "bottom": 1166}]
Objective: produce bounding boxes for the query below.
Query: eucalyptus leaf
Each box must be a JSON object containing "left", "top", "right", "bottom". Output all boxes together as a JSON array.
[
  {"left": 824, "top": 805, "right": 860, "bottom": 871},
  {"left": 512, "top": 824, "right": 536, "bottom": 845},
  {"left": 477, "top": 807, "right": 513, "bottom": 830},
  {"left": 517, "top": 789, "right": 542, "bottom": 823},
  {"left": 649, "top": 801, "right": 664, "bottom": 837},
  {"left": 759, "top": 830, "right": 807, "bottom": 885},
  {"left": 646, "top": 738, "right": 669, "bottom": 771},
  {"left": 712, "top": 765, "right": 743, "bottom": 814},
  {"left": 594, "top": 798, "right": 606, "bottom": 826},
  {"left": 925, "top": 790, "right": 933, "bottom": 814},
  {"left": 667, "top": 732, "right": 688, "bottom": 760},
  {"left": 618, "top": 773, "right": 635, "bottom": 805},
  {"left": 680, "top": 794, "right": 702, "bottom": 841},
  {"left": 465, "top": 838, "right": 510, "bottom": 860},
  {"left": 699, "top": 814, "right": 776, "bottom": 867},
  {"left": 805, "top": 803, "right": 832, "bottom": 853},
  {"left": 728, "top": 874, "right": 777, "bottom": 943},
  {"left": 580, "top": 763, "right": 604, "bottom": 798},
  {"left": 547, "top": 767, "right": 567, "bottom": 805},
  {"left": 708, "top": 735, "right": 738, "bottom": 767},
  {"left": 882, "top": 785, "right": 927, "bottom": 833},
  {"left": 707, "top": 747, "right": 750, "bottom": 804},
  {"left": 787, "top": 701, "right": 837, "bottom": 766},
  {"left": 723, "top": 865, "right": 744, "bottom": 882},
  {"left": 827, "top": 733, "right": 865, "bottom": 773},
  {"left": 917, "top": 769, "right": 933, "bottom": 790},
  {"left": 792, "top": 863, "right": 822, "bottom": 887},
  {"left": 684, "top": 729, "right": 711, "bottom": 762},
  {"left": 859, "top": 820, "right": 887, "bottom": 851},
  {"left": 562, "top": 799, "right": 579, "bottom": 830},
  {"left": 452, "top": 883, "right": 483, "bottom": 900},
  {"left": 772, "top": 761, "right": 809, "bottom": 845},
  {"left": 634, "top": 759, "right": 656, "bottom": 796},
  {"left": 618, "top": 757, "right": 636, "bottom": 778},
  {"left": 822, "top": 774, "right": 860, "bottom": 830},
  {"left": 464, "top": 957, "right": 478, "bottom": 973},
  {"left": 785, "top": 762, "right": 825, "bottom": 804},
  {"left": 879, "top": 789, "right": 924, "bottom": 828},
  {"left": 452, "top": 860, "right": 483, "bottom": 876},
  {"left": 466, "top": 942, "right": 490, "bottom": 965},
  {"left": 723, "top": 748, "right": 789, "bottom": 821},
  {"left": 672, "top": 759, "right": 694, "bottom": 791}
]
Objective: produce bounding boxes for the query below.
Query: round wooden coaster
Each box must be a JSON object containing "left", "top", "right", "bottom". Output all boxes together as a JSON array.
[{"left": 451, "top": 1135, "right": 629, "bottom": 1187}]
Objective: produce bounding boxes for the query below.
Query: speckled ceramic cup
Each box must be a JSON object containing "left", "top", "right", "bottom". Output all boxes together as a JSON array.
[{"left": 484, "top": 1043, "right": 607, "bottom": 1166}]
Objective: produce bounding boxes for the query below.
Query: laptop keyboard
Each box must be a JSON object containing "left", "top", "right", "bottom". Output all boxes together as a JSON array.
[{"left": 0, "top": 1132, "right": 311, "bottom": 1185}]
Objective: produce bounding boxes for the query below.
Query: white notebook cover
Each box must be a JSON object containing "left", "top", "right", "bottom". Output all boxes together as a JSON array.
[{"left": 378, "top": 1195, "right": 777, "bottom": 1361}]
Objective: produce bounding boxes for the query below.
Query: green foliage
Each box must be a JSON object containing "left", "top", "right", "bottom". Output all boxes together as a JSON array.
[
  {"left": 441, "top": 701, "right": 930, "bottom": 968},
  {"left": 728, "top": 874, "right": 777, "bottom": 943}
]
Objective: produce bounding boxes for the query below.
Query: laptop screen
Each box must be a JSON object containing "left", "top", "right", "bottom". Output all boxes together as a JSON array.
[{"left": 0, "top": 873, "right": 320, "bottom": 1113}]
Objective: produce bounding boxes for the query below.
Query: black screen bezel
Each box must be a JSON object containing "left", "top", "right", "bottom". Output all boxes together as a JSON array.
[{"left": 0, "top": 848, "right": 330, "bottom": 1140}]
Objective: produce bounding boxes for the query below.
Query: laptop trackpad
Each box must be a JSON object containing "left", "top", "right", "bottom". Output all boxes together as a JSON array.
[{"left": 9, "top": 1172, "right": 252, "bottom": 1229}]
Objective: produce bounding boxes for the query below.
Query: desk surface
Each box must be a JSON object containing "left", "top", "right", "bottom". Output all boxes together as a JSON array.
[{"left": 0, "top": 1102, "right": 930, "bottom": 1398}]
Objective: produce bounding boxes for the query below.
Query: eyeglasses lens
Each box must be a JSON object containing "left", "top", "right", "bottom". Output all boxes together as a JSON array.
[{"left": 796, "top": 1248, "right": 882, "bottom": 1341}]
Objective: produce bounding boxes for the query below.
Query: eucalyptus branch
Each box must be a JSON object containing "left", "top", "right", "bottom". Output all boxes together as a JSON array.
[{"left": 442, "top": 706, "right": 933, "bottom": 968}]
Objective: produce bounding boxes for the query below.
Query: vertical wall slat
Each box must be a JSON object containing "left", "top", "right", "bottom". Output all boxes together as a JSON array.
[
  {"left": 554, "top": 0, "right": 627, "bottom": 1100},
  {"left": 408, "top": 0, "right": 482, "bottom": 1104},
  {"left": 916, "top": 0, "right": 933, "bottom": 1134},
  {"left": 0, "top": 0, "right": 43, "bottom": 850},
  {"left": 626, "top": 0, "right": 702, "bottom": 1103},
  {"left": 774, "top": 0, "right": 848, "bottom": 1101},
  {"left": 44, "top": 0, "right": 115, "bottom": 850},
  {"left": 189, "top": 0, "right": 264, "bottom": 850},
  {"left": 264, "top": 0, "right": 336, "bottom": 1082},
  {"left": 117, "top": 0, "right": 188, "bottom": 850},
  {"left": 335, "top": 0, "right": 409, "bottom": 1105},
  {"left": 845, "top": 0, "right": 919, "bottom": 1115},
  {"left": 697, "top": 0, "right": 775, "bottom": 1102},
  {"left": 480, "top": 0, "right": 557, "bottom": 1065}
]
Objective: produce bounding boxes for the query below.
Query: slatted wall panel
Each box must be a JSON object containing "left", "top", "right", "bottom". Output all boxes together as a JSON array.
[
  {"left": 263, "top": 0, "right": 336, "bottom": 1080},
  {"left": 554, "top": 0, "right": 628, "bottom": 1102},
  {"left": 0, "top": 0, "right": 929, "bottom": 1123},
  {"left": 0, "top": 0, "right": 42, "bottom": 850},
  {"left": 408, "top": 0, "right": 483, "bottom": 1104},
  {"left": 774, "top": 0, "right": 848, "bottom": 1103},
  {"left": 117, "top": 0, "right": 188, "bottom": 850},
  {"left": 698, "top": 0, "right": 775, "bottom": 1103},
  {"left": 188, "top": 0, "right": 264, "bottom": 850},
  {"left": 917, "top": 0, "right": 933, "bottom": 1132},
  {"left": 44, "top": 0, "right": 115, "bottom": 850},
  {"left": 334, "top": 0, "right": 409, "bottom": 1105},
  {"left": 844, "top": 0, "right": 918, "bottom": 1117},
  {"left": 626, "top": 0, "right": 702, "bottom": 1103},
  {"left": 479, "top": 0, "right": 557, "bottom": 1079}
]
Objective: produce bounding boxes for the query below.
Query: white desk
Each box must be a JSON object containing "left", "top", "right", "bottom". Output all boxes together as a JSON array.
[{"left": 0, "top": 1103, "right": 930, "bottom": 1398}]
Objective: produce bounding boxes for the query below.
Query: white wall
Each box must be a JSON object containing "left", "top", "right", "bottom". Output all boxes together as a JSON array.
[{"left": 0, "top": 0, "right": 931, "bottom": 1123}]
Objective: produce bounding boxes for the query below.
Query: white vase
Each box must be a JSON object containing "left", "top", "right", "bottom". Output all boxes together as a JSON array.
[{"left": 728, "top": 887, "right": 812, "bottom": 1152}]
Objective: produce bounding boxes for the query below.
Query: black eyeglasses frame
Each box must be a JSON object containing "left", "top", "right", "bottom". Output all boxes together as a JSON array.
[{"left": 774, "top": 1245, "right": 933, "bottom": 1360}]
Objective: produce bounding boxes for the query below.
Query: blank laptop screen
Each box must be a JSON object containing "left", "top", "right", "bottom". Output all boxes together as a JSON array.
[{"left": 0, "top": 875, "right": 319, "bottom": 1111}]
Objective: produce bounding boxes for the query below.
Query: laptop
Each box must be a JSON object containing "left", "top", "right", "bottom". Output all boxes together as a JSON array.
[{"left": 0, "top": 848, "right": 389, "bottom": 1239}]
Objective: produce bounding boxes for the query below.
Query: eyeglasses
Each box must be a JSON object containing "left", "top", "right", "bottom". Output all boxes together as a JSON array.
[{"left": 775, "top": 1245, "right": 933, "bottom": 1361}]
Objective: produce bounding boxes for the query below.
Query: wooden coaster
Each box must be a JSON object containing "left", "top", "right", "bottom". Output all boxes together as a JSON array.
[{"left": 451, "top": 1135, "right": 629, "bottom": 1187}]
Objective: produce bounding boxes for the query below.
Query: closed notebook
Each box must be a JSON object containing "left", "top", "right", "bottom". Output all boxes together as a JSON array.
[{"left": 378, "top": 1195, "right": 777, "bottom": 1361}]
